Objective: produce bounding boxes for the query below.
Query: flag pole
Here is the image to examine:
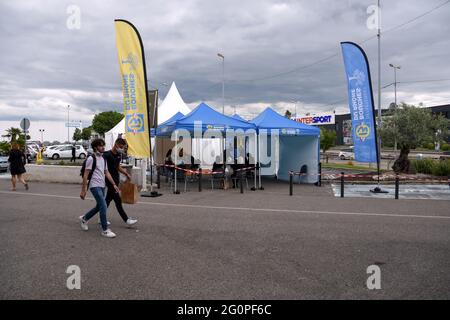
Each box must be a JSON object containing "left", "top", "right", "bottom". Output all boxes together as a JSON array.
[{"left": 371, "top": 0, "right": 387, "bottom": 193}]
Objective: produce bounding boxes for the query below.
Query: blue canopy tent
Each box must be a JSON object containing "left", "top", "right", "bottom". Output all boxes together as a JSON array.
[
  {"left": 157, "top": 102, "right": 255, "bottom": 136},
  {"left": 251, "top": 107, "right": 320, "bottom": 184},
  {"left": 156, "top": 102, "right": 256, "bottom": 168},
  {"left": 155, "top": 103, "right": 258, "bottom": 191}
]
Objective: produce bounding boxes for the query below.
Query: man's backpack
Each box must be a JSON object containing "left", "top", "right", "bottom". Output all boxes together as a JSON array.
[{"left": 80, "top": 155, "right": 97, "bottom": 186}]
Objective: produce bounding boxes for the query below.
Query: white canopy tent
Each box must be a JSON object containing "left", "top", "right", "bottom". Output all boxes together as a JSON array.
[{"left": 157, "top": 82, "right": 191, "bottom": 124}]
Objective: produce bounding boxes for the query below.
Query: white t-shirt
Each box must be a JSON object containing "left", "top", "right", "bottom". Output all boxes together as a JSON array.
[{"left": 85, "top": 153, "right": 108, "bottom": 188}]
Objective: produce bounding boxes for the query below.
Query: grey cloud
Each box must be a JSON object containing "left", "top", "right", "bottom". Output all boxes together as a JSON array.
[{"left": 0, "top": 0, "right": 449, "bottom": 132}]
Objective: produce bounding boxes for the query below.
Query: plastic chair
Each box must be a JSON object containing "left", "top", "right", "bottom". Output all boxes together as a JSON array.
[{"left": 298, "top": 165, "right": 307, "bottom": 184}]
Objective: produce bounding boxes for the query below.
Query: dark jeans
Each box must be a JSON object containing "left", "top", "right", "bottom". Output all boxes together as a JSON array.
[
  {"left": 70, "top": 155, "right": 76, "bottom": 162},
  {"left": 105, "top": 184, "right": 129, "bottom": 222},
  {"left": 83, "top": 187, "right": 108, "bottom": 231}
]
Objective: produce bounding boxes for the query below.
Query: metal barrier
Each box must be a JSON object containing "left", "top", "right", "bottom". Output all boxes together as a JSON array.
[
  {"left": 155, "top": 163, "right": 256, "bottom": 194},
  {"left": 288, "top": 168, "right": 449, "bottom": 199}
]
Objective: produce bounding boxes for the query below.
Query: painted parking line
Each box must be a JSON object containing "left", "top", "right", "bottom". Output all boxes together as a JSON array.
[{"left": 1, "top": 190, "right": 449, "bottom": 220}]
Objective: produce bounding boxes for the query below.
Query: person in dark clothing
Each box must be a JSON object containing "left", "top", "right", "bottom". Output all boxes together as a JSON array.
[
  {"left": 8, "top": 143, "right": 28, "bottom": 191},
  {"left": 103, "top": 138, "right": 138, "bottom": 226},
  {"left": 70, "top": 144, "right": 76, "bottom": 162},
  {"left": 164, "top": 149, "right": 174, "bottom": 176},
  {"left": 212, "top": 156, "right": 223, "bottom": 173}
]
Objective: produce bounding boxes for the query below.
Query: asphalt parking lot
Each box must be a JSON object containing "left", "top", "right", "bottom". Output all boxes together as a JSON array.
[{"left": 0, "top": 178, "right": 449, "bottom": 299}]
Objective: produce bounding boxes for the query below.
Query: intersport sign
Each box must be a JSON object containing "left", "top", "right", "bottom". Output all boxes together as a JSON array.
[{"left": 293, "top": 113, "right": 335, "bottom": 126}]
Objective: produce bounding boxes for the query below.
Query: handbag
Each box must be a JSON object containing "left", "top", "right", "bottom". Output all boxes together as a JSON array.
[{"left": 120, "top": 181, "right": 139, "bottom": 204}]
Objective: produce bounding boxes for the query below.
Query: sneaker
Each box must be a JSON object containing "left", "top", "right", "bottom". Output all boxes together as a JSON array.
[
  {"left": 101, "top": 229, "right": 116, "bottom": 238},
  {"left": 126, "top": 218, "right": 138, "bottom": 226},
  {"left": 79, "top": 216, "right": 88, "bottom": 231}
]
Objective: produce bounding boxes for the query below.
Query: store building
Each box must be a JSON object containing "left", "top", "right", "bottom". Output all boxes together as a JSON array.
[{"left": 294, "top": 104, "right": 450, "bottom": 146}]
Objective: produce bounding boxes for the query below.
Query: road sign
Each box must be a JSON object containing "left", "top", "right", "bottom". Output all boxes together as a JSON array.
[
  {"left": 20, "top": 118, "right": 30, "bottom": 131},
  {"left": 65, "top": 122, "right": 82, "bottom": 128}
]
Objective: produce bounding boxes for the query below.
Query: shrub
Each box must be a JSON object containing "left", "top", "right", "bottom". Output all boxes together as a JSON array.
[
  {"left": 441, "top": 143, "right": 450, "bottom": 151},
  {"left": 431, "top": 159, "right": 450, "bottom": 177},
  {"left": 411, "top": 158, "right": 434, "bottom": 175},
  {"left": 424, "top": 142, "right": 435, "bottom": 150},
  {"left": 412, "top": 158, "right": 450, "bottom": 176}
]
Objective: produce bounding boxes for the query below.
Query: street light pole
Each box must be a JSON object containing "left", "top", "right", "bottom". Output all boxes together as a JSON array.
[
  {"left": 389, "top": 63, "right": 401, "bottom": 154},
  {"left": 39, "top": 129, "right": 45, "bottom": 142},
  {"left": 217, "top": 53, "right": 225, "bottom": 114},
  {"left": 291, "top": 99, "right": 299, "bottom": 120},
  {"left": 389, "top": 64, "right": 401, "bottom": 108},
  {"left": 67, "top": 105, "right": 70, "bottom": 143}
]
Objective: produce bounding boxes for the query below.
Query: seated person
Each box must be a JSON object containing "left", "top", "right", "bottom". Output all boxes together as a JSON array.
[
  {"left": 212, "top": 156, "right": 224, "bottom": 174},
  {"left": 190, "top": 155, "right": 199, "bottom": 171},
  {"left": 164, "top": 149, "right": 174, "bottom": 175}
]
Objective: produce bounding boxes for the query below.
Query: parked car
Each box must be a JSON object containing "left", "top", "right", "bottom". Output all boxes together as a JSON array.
[
  {"left": 439, "top": 151, "right": 450, "bottom": 161},
  {"left": 26, "top": 146, "right": 37, "bottom": 162},
  {"left": 43, "top": 144, "right": 71, "bottom": 158},
  {"left": 45, "top": 145, "right": 87, "bottom": 160},
  {"left": 381, "top": 153, "right": 395, "bottom": 160},
  {"left": 338, "top": 146, "right": 355, "bottom": 160},
  {"left": 0, "top": 154, "right": 9, "bottom": 173}
]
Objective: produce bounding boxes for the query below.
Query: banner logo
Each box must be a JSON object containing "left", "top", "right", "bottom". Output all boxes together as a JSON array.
[
  {"left": 121, "top": 52, "right": 139, "bottom": 70},
  {"left": 355, "top": 123, "right": 370, "bottom": 142},
  {"left": 281, "top": 128, "right": 300, "bottom": 135},
  {"left": 126, "top": 113, "right": 145, "bottom": 134}
]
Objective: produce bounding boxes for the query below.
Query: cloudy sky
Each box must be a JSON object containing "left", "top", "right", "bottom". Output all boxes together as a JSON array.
[{"left": 1, "top": 0, "right": 449, "bottom": 141}]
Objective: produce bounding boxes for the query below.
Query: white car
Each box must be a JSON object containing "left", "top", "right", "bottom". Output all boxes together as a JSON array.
[
  {"left": 338, "top": 147, "right": 355, "bottom": 160},
  {"left": 46, "top": 145, "right": 87, "bottom": 160},
  {"left": 43, "top": 144, "right": 71, "bottom": 157},
  {"left": 0, "top": 155, "right": 8, "bottom": 173}
]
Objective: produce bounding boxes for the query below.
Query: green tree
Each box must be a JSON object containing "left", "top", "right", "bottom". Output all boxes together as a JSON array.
[
  {"left": 0, "top": 141, "right": 11, "bottom": 154},
  {"left": 380, "top": 103, "right": 450, "bottom": 173},
  {"left": 284, "top": 110, "right": 292, "bottom": 119},
  {"left": 73, "top": 128, "right": 82, "bottom": 142},
  {"left": 320, "top": 128, "right": 336, "bottom": 163},
  {"left": 320, "top": 129, "right": 336, "bottom": 152},
  {"left": 430, "top": 113, "right": 449, "bottom": 150},
  {"left": 81, "top": 127, "right": 92, "bottom": 141},
  {"left": 3, "top": 127, "right": 22, "bottom": 142},
  {"left": 91, "top": 111, "right": 124, "bottom": 136},
  {"left": 2, "top": 127, "right": 28, "bottom": 149}
]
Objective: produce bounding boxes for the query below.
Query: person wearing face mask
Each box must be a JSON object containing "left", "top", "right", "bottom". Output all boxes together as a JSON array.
[
  {"left": 79, "top": 138, "right": 120, "bottom": 238},
  {"left": 102, "top": 138, "right": 138, "bottom": 227}
]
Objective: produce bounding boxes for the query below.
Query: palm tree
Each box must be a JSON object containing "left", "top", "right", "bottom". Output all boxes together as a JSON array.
[{"left": 3, "top": 127, "right": 23, "bottom": 142}]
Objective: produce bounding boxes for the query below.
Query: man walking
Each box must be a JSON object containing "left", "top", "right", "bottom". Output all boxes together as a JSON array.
[
  {"left": 79, "top": 138, "right": 120, "bottom": 238},
  {"left": 103, "top": 138, "right": 138, "bottom": 226},
  {"left": 71, "top": 144, "right": 76, "bottom": 163}
]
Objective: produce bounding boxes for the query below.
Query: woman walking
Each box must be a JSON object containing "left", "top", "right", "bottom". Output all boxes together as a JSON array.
[{"left": 8, "top": 143, "right": 29, "bottom": 191}]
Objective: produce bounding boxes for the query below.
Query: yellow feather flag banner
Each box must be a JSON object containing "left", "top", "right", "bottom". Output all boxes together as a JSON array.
[{"left": 114, "top": 19, "right": 150, "bottom": 158}]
